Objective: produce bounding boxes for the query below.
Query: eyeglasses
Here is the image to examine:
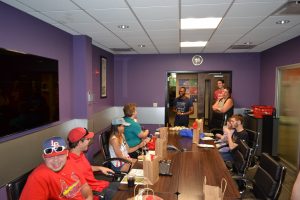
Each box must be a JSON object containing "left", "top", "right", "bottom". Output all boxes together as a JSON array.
[{"left": 43, "top": 146, "right": 66, "bottom": 155}]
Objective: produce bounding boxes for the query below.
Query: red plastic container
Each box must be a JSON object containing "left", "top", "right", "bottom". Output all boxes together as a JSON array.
[{"left": 251, "top": 105, "right": 274, "bottom": 118}]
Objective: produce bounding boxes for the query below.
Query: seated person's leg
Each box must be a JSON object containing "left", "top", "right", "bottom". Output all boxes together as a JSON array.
[
  {"left": 128, "top": 149, "right": 142, "bottom": 159},
  {"left": 103, "top": 182, "right": 120, "bottom": 200},
  {"left": 220, "top": 151, "right": 233, "bottom": 162}
]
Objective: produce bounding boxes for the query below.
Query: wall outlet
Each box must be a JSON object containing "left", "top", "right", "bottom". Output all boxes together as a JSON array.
[{"left": 153, "top": 102, "right": 158, "bottom": 107}]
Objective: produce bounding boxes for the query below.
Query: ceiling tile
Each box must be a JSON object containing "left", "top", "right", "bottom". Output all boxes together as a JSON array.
[
  {"left": 181, "top": 47, "right": 204, "bottom": 53},
  {"left": 1, "top": 0, "right": 35, "bottom": 12},
  {"left": 72, "top": 0, "right": 128, "bottom": 9},
  {"left": 141, "top": 20, "right": 179, "bottom": 30},
  {"left": 50, "top": 23, "right": 79, "bottom": 35},
  {"left": 41, "top": 10, "right": 95, "bottom": 24},
  {"left": 237, "top": 26, "right": 289, "bottom": 44},
  {"left": 16, "top": 0, "right": 79, "bottom": 11},
  {"left": 214, "top": 27, "right": 250, "bottom": 35},
  {"left": 209, "top": 33, "right": 242, "bottom": 43},
  {"left": 132, "top": 6, "right": 178, "bottom": 20},
  {"left": 218, "top": 17, "right": 265, "bottom": 28},
  {"left": 203, "top": 47, "right": 228, "bottom": 53},
  {"left": 90, "top": 32, "right": 128, "bottom": 48},
  {"left": 87, "top": 8, "right": 136, "bottom": 23},
  {"left": 182, "top": 0, "right": 233, "bottom": 5},
  {"left": 64, "top": 22, "right": 108, "bottom": 35},
  {"left": 127, "top": 0, "right": 178, "bottom": 7},
  {"left": 148, "top": 30, "right": 179, "bottom": 39},
  {"left": 181, "top": 3, "right": 231, "bottom": 18},
  {"left": 158, "top": 48, "right": 180, "bottom": 54},
  {"left": 226, "top": 1, "right": 286, "bottom": 18}
]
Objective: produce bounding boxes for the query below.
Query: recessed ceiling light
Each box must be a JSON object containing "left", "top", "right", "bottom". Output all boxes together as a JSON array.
[
  {"left": 180, "top": 41, "right": 207, "bottom": 47},
  {"left": 138, "top": 44, "right": 145, "bottom": 48},
  {"left": 181, "top": 18, "right": 222, "bottom": 29},
  {"left": 276, "top": 20, "right": 290, "bottom": 24},
  {"left": 118, "top": 25, "right": 129, "bottom": 29}
]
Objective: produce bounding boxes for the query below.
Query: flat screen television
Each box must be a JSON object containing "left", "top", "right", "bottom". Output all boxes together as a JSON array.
[{"left": 0, "top": 48, "right": 59, "bottom": 138}]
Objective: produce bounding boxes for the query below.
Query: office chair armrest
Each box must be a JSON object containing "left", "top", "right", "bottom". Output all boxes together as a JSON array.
[
  {"left": 102, "top": 158, "right": 133, "bottom": 173},
  {"left": 225, "top": 160, "right": 233, "bottom": 172},
  {"left": 103, "top": 157, "right": 132, "bottom": 164},
  {"left": 232, "top": 175, "right": 254, "bottom": 198}
]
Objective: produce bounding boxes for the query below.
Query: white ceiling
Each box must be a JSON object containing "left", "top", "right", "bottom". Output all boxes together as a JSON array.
[{"left": 2, "top": 0, "right": 300, "bottom": 54}]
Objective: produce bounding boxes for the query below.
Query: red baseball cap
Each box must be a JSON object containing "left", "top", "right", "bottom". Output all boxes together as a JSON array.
[{"left": 68, "top": 127, "right": 94, "bottom": 143}]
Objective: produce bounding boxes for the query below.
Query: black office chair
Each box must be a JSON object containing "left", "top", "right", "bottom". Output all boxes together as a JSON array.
[
  {"left": 227, "top": 140, "right": 252, "bottom": 191},
  {"left": 231, "top": 140, "right": 252, "bottom": 176},
  {"left": 6, "top": 169, "right": 33, "bottom": 200},
  {"left": 245, "top": 129, "right": 260, "bottom": 167},
  {"left": 98, "top": 130, "right": 132, "bottom": 180},
  {"left": 237, "top": 153, "right": 286, "bottom": 200}
]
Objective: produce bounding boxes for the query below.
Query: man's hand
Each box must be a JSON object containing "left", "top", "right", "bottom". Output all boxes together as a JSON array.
[
  {"left": 92, "top": 165, "right": 114, "bottom": 175},
  {"left": 99, "top": 166, "right": 114, "bottom": 175}
]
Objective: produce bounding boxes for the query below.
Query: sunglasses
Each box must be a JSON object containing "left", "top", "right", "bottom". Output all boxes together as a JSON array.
[{"left": 43, "top": 146, "right": 66, "bottom": 155}]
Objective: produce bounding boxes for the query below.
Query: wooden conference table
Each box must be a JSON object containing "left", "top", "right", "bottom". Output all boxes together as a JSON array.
[{"left": 113, "top": 133, "right": 240, "bottom": 200}]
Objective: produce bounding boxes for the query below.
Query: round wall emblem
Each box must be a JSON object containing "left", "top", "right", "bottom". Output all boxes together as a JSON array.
[{"left": 192, "top": 55, "right": 203, "bottom": 66}]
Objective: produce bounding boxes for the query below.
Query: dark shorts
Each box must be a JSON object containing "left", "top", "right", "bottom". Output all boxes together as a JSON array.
[{"left": 128, "top": 148, "right": 142, "bottom": 159}]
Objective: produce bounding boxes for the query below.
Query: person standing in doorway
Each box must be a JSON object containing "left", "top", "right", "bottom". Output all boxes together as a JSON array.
[
  {"left": 173, "top": 87, "right": 194, "bottom": 127},
  {"left": 214, "top": 79, "right": 225, "bottom": 100}
]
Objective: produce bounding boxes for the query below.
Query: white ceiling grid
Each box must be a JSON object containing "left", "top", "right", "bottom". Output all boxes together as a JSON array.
[{"left": 1, "top": 0, "right": 299, "bottom": 54}]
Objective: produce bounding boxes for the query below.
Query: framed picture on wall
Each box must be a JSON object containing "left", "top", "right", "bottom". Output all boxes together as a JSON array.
[{"left": 100, "top": 56, "right": 107, "bottom": 98}]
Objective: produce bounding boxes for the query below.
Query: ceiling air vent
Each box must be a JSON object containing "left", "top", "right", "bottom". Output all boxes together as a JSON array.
[
  {"left": 273, "top": 1, "right": 300, "bottom": 15},
  {"left": 110, "top": 48, "right": 134, "bottom": 52},
  {"left": 229, "top": 45, "right": 256, "bottom": 49}
]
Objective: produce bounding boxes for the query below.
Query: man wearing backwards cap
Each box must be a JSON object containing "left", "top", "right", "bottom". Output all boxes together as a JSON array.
[
  {"left": 68, "top": 127, "right": 119, "bottom": 200},
  {"left": 20, "top": 136, "right": 93, "bottom": 200}
]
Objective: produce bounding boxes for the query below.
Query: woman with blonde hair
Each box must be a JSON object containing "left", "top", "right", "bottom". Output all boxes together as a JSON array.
[{"left": 123, "top": 103, "right": 150, "bottom": 158}]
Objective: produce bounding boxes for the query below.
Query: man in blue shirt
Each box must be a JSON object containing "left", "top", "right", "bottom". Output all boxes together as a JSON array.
[{"left": 173, "top": 87, "right": 194, "bottom": 127}]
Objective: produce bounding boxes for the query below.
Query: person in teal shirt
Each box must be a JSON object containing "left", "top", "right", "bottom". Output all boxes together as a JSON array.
[{"left": 123, "top": 103, "right": 150, "bottom": 158}]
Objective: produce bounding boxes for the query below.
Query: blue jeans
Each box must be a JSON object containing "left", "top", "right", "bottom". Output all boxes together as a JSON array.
[
  {"left": 103, "top": 182, "right": 120, "bottom": 200},
  {"left": 220, "top": 151, "right": 233, "bottom": 162}
]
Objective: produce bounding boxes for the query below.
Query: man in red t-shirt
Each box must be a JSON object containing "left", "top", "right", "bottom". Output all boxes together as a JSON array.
[
  {"left": 67, "top": 127, "right": 119, "bottom": 200},
  {"left": 214, "top": 79, "right": 225, "bottom": 100},
  {"left": 20, "top": 136, "right": 93, "bottom": 200}
]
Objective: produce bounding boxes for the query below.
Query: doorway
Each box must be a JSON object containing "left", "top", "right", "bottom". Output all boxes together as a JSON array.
[
  {"left": 166, "top": 71, "right": 232, "bottom": 129},
  {"left": 276, "top": 63, "right": 300, "bottom": 169}
]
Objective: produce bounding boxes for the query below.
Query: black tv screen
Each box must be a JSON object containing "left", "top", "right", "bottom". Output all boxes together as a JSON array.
[{"left": 0, "top": 48, "right": 59, "bottom": 138}]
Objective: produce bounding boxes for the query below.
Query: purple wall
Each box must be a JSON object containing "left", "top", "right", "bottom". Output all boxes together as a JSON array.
[
  {"left": 0, "top": 2, "right": 74, "bottom": 121},
  {"left": 114, "top": 53, "right": 261, "bottom": 108},
  {"left": 260, "top": 36, "right": 300, "bottom": 105},
  {"left": 0, "top": 2, "right": 114, "bottom": 121},
  {"left": 92, "top": 46, "right": 115, "bottom": 113}
]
